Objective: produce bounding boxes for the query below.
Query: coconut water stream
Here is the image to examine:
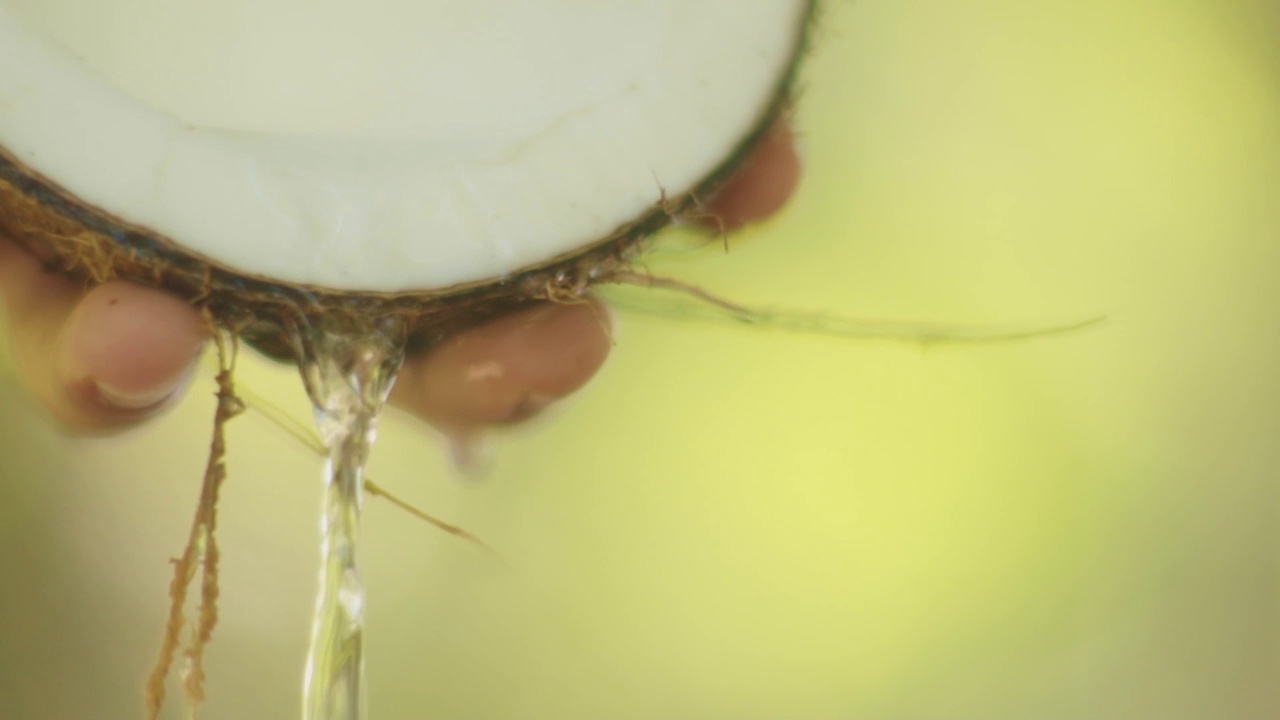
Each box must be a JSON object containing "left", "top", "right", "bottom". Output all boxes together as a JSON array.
[{"left": 288, "top": 313, "right": 408, "bottom": 720}]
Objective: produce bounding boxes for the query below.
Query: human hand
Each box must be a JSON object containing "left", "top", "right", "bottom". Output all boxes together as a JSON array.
[{"left": 0, "top": 121, "right": 799, "bottom": 436}]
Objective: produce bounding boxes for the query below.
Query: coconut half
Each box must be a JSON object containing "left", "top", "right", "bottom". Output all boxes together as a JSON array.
[
  {"left": 0, "top": 5, "right": 816, "bottom": 716},
  {"left": 0, "top": 0, "right": 814, "bottom": 333}
]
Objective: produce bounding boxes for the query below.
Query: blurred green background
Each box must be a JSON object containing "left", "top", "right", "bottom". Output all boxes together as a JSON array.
[{"left": 2, "top": 1, "right": 1277, "bottom": 718}]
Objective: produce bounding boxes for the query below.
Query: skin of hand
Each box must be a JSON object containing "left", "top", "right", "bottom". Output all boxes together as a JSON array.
[{"left": 0, "top": 121, "right": 800, "bottom": 436}]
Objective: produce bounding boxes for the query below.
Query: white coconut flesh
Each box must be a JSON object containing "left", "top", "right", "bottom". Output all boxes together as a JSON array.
[{"left": 0, "top": 0, "right": 810, "bottom": 295}]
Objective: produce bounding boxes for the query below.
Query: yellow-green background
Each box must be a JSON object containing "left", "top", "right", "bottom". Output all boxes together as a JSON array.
[{"left": 2, "top": 1, "right": 1277, "bottom": 718}]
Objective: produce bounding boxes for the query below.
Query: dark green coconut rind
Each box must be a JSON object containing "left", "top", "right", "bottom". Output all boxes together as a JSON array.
[{"left": 0, "top": 0, "right": 816, "bottom": 354}]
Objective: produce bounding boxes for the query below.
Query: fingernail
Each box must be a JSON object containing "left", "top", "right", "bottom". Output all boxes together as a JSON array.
[
  {"left": 58, "top": 325, "right": 195, "bottom": 412},
  {"left": 94, "top": 374, "right": 188, "bottom": 410},
  {"left": 57, "top": 284, "right": 205, "bottom": 413}
]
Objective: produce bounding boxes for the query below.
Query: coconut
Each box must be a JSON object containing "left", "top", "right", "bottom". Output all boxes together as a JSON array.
[
  {"left": 0, "top": 0, "right": 815, "bottom": 347},
  {"left": 0, "top": 2, "right": 816, "bottom": 717}
]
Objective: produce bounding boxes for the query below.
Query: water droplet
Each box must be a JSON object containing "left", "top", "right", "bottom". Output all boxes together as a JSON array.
[{"left": 447, "top": 431, "right": 494, "bottom": 481}]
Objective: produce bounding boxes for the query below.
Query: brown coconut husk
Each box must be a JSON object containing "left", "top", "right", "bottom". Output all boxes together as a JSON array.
[{"left": 142, "top": 329, "right": 243, "bottom": 720}]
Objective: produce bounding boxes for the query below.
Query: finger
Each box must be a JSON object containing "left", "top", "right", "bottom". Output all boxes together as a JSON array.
[
  {"left": 0, "top": 238, "right": 206, "bottom": 435},
  {"left": 703, "top": 119, "right": 801, "bottom": 230},
  {"left": 391, "top": 298, "right": 611, "bottom": 433},
  {"left": 389, "top": 123, "right": 797, "bottom": 433}
]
